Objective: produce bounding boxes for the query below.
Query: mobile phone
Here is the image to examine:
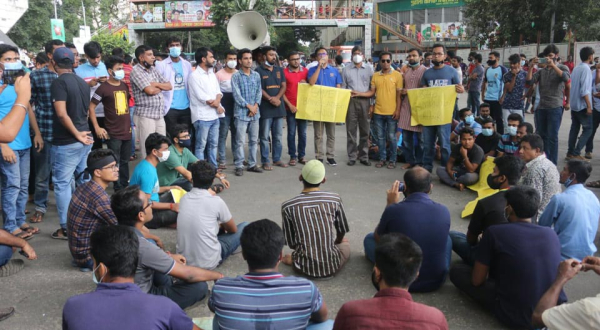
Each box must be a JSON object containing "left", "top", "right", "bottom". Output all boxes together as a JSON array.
[
  {"left": 19, "top": 250, "right": 29, "bottom": 258},
  {"left": 538, "top": 58, "right": 548, "bottom": 64},
  {"left": 398, "top": 181, "right": 405, "bottom": 192},
  {"left": 1, "top": 68, "right": 25, "bottom": 85}
]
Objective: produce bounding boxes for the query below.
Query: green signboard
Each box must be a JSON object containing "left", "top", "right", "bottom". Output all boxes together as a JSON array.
[{"left": 379, "top": 0, "right": 465, "bottom": 13}]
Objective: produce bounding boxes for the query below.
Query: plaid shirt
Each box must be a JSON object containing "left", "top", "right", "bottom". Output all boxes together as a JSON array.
[
  {"left": 232, "top": 69, "right": 262, "bottom": 121},
  {"left": 130, "top": 63, "right": 167, "bottom": 119},
  {"left": 30, "top": 67, "right": 58, "bottom": 142},
  {"left": 67, "top": 181, "right": 117, "bottom": 266}
]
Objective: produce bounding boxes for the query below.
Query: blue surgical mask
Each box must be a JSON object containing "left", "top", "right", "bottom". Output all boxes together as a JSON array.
[
  {"left": 563, "top": 175, "right": 575, "bottom": 188},
  {"left": 465, "top": 115, "right": 474, "bottom": 125},
  {"left": 520, "top": 60, "right": 526, "bottom": 66},
  {"left": 112, "top": 69, "right": 125, "bottom": 80},
  {"left": 178, "top": 138, "right": 191, "bottom": 148},
  {"left": 482, "top": 128, "right": 493, "bottom": 136},
  {"left": 92, "top": 263, "right": 105, "bottom": 284},
  {"left": 169, "top": 47, "right": 181, "bottom": 58},
  {"left": 507, "top": 126, "right": 518, "bottom": 136},
  {"left": 3, "top": 62, "right": 22, "bottom": 70}
]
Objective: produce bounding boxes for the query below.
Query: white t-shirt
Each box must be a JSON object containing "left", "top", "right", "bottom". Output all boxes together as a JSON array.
[
  {"left": 176, "top": 188, "right": 232, "bottom": 270},
  {"left": 542, "top": 294, "right": 600, "bottom": 330}
]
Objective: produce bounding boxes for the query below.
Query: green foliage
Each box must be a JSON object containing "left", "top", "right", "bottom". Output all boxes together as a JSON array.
[
  {"left": 210, "top": 0, "right": 276, "bottom": 27},
  {"left": 91, "top": 33, "right": 135, "bottom": 56}
]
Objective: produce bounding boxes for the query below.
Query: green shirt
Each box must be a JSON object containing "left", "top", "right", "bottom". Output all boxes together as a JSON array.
[{"left": 156, "top": 145, "right": 198, "bottom": 187}]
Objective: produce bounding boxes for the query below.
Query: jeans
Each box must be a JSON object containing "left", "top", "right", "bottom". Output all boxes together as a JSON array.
[
  {"left": 149, "top": 275, "right": 208, "bottom": 310},
  {"left": 450, "top": 230, "right": 477, "bottom": 266},
  {"left": 436, "top": 166, "right": 479, "bottom": 188},
  {"left": 217, "top": 116, "right": 237, "bottom": 165},
  {"left": 401, "top": 130, "right": 423, "bottom": 166},
  {"left": 51, "top": 143, "right": 92, "bottom": 229},
  {"left": 0, "top": 148, "right": 30, "bottom": 233},
  {"left": 502, "top": 109, "right": 524, "bottom": 133},
  {"left": 259, "top": 117, "right": 284, "bottom": 164},
  {"left": 485, "top": 100, "right": 503, "bottom": 136},
  {"left": 537, "top": 107, "right": 564, "bottom": 164},
  {"left": 585, "top": 110, "right": 600, "bottom": 153},
  {"left": 218, "top": 222, "right": 248, "bottom": 265},
  {"left": 567, "top": 110, "right": 593, "bottom": 156},
  {"left": 234, "top": 118, "right": 259, "bottom": 169},
  {"left": 105, "top": 138, "right": 132, "bottom": 191},
  {"left": 372, "top": 114, "right": 398, "bottom": 162},
  {"left": 194, "top": 119, "right": 220, "bottom": 167},
  {"left": 172, "top": 177, "right": 193, "bottom": 192},
  {"left": 33, "top": 139, "right": 53, "bottom": 214},
  {"left": 422, "top": 124, "right": 451, "bottom": 172},
  {"left": 286, "top": 113, "right": 307, "bottom": 160},
  {"left": 468, "top": 91, "right": 481, "bottom": 116},
  {"left": 130, "top": 106, "right": 136, "bottom": 156},
  {"left": 0, "top": 243, "right": 13, "bottom": 267}
]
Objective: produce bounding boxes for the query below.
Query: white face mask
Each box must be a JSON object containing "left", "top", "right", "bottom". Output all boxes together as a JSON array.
[
  {"left": 157, "top": 150, "right": 170, "bottom": 162},
  {"left": 226, "top": 60, "right": 237, "bottom": 69},
  {"left": 353, "top": 55, "right": 363, "bottom": 64}
]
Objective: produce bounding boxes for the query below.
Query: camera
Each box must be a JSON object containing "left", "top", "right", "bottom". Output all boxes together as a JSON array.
[{"left": 538, "top": 58, "right": 548, "bottom": 64}]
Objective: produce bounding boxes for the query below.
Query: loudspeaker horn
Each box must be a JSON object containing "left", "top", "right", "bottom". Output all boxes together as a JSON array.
[{"left": 227, "top": 11, "right": 270, "bottom": 50}]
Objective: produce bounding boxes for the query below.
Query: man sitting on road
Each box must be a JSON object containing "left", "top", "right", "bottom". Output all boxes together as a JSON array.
[
  {"left": 0, "top": 229, "right": 37, "bottom": 278},
  {"left": 111, "top": 185, "right": 223, "bottom": 310},
  {"left": 437, "top": 127, "right": 484, "bottom": 191},
  {"left": 451, "top": 108, "right": 482, "bottom": 142},
  {"left": 335, "top": 233, "right": 448, "bottom": 330},
  {"left": 495, "top": 113, "right": 523, "bottom": 157},
  {"left": 475, "top": 117, "right": 501, "bottom": 157},
  {"left": 364, "top": 167, "right": 451, "bottom": 293},
  {"left": 209, "top": 219, "right": 333, "bottom": 330}
]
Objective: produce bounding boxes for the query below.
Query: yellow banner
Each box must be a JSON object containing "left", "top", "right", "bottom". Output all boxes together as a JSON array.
[
  {"left": 461, "top": 157, "right": 499, "bottom": 218},
  {"left": 407, "top": 85, "right": 457, "bottom": 126},
  {"left": 296, "top": 84, "right": 351, "bottom": 123}
]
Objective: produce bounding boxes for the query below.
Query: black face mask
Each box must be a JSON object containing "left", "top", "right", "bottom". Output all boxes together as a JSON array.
[
  {"left": 431, "top": 60, "right": 443, "bottom": 67},
  {"left": 143, "top": 60, "right": 152, "bottom": 69},
  {"left": 487, "top": 60, "right": 497, "bottom": 66},
  {"left": 487, "top": 174, "right": 503, "bottom": 190}
]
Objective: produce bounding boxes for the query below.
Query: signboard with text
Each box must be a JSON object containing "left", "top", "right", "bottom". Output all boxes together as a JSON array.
[
  {"left": 164, "top": 1, "right": 214, "bottom": 28},
  {"left": 379, "top": 0, "right": 465, "bottom": 13}
]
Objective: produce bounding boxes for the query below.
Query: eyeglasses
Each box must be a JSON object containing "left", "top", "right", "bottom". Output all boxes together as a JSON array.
[
  {"left": 101, "top": 164, "right": 119, "bottom": 172},
  {"left": 142, "top": 201, "right": 153, "bottom": 211},
  {"left": 317, "top": 53, "right": 327, "bottom": 57},
  {"left": 380, "top": 59, "right": 391, "bottom": 63}
]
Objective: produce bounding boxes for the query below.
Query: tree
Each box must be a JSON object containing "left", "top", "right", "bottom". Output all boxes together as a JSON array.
[{"left": 91, "top": 33, "right": 135, "bottom": 56}]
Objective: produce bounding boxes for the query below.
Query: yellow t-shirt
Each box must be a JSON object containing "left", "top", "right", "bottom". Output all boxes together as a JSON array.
[{"left": 371, "top": 70, "right": 403, "bottom": 115}]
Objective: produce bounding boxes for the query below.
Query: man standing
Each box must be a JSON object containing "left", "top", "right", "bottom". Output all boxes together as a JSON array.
[
  {"left": 420, "top": 44, "right": 464, "bottom": 173},
  {"left": 75, "top": 41, "right": 109, "bottom": 151},
  {"left": 367, "top": 51, "right": 402, "bottom": 169},
  {"left": 308, "top": 46, "right": 343, "bottom": 165},
  {"left": 283, "top": 51, "right": 308, "bottom": 166},
  {"left": 232, "top": 48, "right": 263, "bottom": 177},
  {"left": 130, "top": 45, "right": 172, "bottom": 157},
  {"left": 584, "top": 63, "right": 600, "bottom": 160},
  {"left": 481, "top": 51, "right": 508, "bottom": 134},
  {"left": 50, "top": 47, "right": 93, "bottom": 240},
  {"left": 188, "top": 47, "right": 223, "bottom": 167},
  {"left": 500, "top": 54, "right": 527, "bottom": 128},
  {"left": 566, "top": 47, "right": 594, "bottom": 161},
  {"left": 255, "top": 46, "right": 287, "bottom": 170},
  {"left": 215, "top": 50, "right": 238, "bottom": 169},
  {"left": 526, "top": 44, "right": 570, "bottom": 165},
  {"left": 467, "top": 54, "right": 484, "bottom": 116},
  {"left": 342, "top": 46, "right": 372, "bottom": 166},
  {"left": 29, "top": 40, "right": 63, "bottom": 224},
  {"left": 155, "top": 37, "right": 193, "bottom": 146}
]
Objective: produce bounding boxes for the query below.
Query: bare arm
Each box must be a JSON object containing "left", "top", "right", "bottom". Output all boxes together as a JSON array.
[
  {"left": 0, "top": 75, "right": 31, "bottom": 143},
  {"left": 151, "top": 81, "right": 172, "bottom": 91},
  {"left": 54, "top": 101, "right": 93, "bottom": 145},
  {"left": 221, "top": 219, "right": 237, "bottom": 234},
  {"left": 169, "top": 262, "right": 224, "bottom": 283},
  {"left": 472, "top": 261, "right": 489, "bottom": 286},
  {"left": 28, "top": 105, "right": 44, "bottom": 152},
  {"left": 310, "top": 300, "right": 329, "bottom": 323}
]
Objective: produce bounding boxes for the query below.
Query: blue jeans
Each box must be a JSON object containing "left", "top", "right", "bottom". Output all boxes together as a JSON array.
[
  {"left": 0, "top": 148, "right": 30, "bottom": 233},
  {"left": 0, "top": 243, "right": 12, "bottom": 267},
  {"left": 218, "top": 222, "right": 247, "bottom": 264},
  {"left": 401, "top": 130, "right": 423, "bottom": 166},
  {"left": 52, "top": 143, "right": 92, "bottom": 229},
  {"left": 33, "top": 139, "right": 53, "bottom": 214},
  {"left": 468, "top": 91, "right": 481, "bottom": 116},
  {"left": 449, "top": 230, "right": 477, "bottom": 266},
  {"left": 218, "top": 116, "right": 237, "bottom": 165},
  {"left": 234, "top": 118, "right": 259, "bottom": 169},
  {"left": 372, "top": 114, "right": 398, "bottom": 162},
  {"left": 567, "top": 110, "right": 593, "bottom": 156},
  {"left": 194, "top": 119, "right": 220, "bottom": 167},
  {"left": 422, "top": 124, "right": 451, "bottom": 172},
  {"left": 287, "top": 113, "right": 307, "bottom": 160},
  {"left": 537, "top": 107, "right": 563, "bottom": 164},
  {"left": 585, "top": 110, "right": 600, "bottom": 153},
  {"left": 130, "top": 106, "right": 136, "bottom": 156},
  {"left": 259, "top": 117, "right": 284, "bottom": 164}
]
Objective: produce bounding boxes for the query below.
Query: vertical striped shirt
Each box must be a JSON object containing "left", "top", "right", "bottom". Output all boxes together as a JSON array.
[
  {"left": 209, "top": 273, "right": 323, "bottom": 330},
  {"left": 282, "top": 191, "right": 350, "bottom": 278}
]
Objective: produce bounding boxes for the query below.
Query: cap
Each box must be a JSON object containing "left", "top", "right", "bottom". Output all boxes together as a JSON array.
[
  {"left": 301, "top": 160, "right": 325, "bottom": 185},
  {"left": 53, "top": 47, "right": 74, "bottom": 64}
]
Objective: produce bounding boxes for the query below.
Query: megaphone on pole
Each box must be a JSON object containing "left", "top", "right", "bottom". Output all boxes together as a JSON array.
[{"left": 227, "top": 11, "right": 270, "bottom": 50}]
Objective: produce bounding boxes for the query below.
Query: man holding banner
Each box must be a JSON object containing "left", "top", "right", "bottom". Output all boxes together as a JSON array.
[{"left": 419, "top": 44, "right": 464, "bottom": 173}]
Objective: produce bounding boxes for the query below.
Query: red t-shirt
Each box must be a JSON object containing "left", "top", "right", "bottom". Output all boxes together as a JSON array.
[
  {"left": 283, "top": 67, "right": 308, "bottom": 108},
  {"left": 123, "top": 63, "right": 135, "bottom": 107}
]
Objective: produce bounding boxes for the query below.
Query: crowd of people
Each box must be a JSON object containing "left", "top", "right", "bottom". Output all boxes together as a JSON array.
[{"left": 0, "top": 36, "right": 599, "bottom": 329}]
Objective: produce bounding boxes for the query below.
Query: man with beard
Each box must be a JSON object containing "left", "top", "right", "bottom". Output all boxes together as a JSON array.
[{"left": 482, "top": 51, "right": 508, "bottom": 134}]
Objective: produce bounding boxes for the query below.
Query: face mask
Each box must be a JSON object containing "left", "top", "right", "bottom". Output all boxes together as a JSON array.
[
  {"left": 226, "top": 60, "right": 237, "bottom": 69},
  {"left": 534, "top": 64, "right": 539, "bottom": 70},
  {"left": 169, "top": 47, "right": 181, "bottom": 58},
  {"left": 431, "top": 60, "right": 443, "bottom": 67},
  {"left": 487, "top": 174, "right": 502, "bottom": 190},
  {"left": 157, "top": 150, "right": 170, "bottom": 162},
  {"left": 507, "top": 126, "right": 518, "bottom": 136},
  {"left": 264, "top": 60, "right": 273, "bottom": 67},
  {"left": 112, "top": 69, "right": 125, "bottom": 80},
  {"left": 487, "top": 60, "right": 497, "bottom": 66},
  {"left": 465, "top": 115, "right": 474, "bottom": 125},
  {"left": 178, "top": 139, "right": 191, "bottom": 148},
  {"left": 424, "top": 60, "right": 431, "bottom": 66},
  {"left": 143, "top": 60, "right": 152, "bottom": 69},
  {"left": 520, "top": 60, "right": 526, "bottom": 66},
  {"left": 408, "top": 60, "right": 420, "bottom": 68},
  {"left": 563, "top": 175, "right": 575, "bottom": 188},
  {"left": 353, "top": 55, "right": 363, "bottom": 64},
  {"left": 92, "top": 263, "right": 106, "bottom": 284},
  {"left": 482, "top": 128, "right": 494, "bottom": 137},
  {"left": 3, "top": 62, "right": 22, "bottom": 70},
  {"left": 481, "top": 114, "right": 491, "bottom": 119}
]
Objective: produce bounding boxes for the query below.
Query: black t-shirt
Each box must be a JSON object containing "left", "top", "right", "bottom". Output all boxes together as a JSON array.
[
  {"left": 475, "top": 132, "right": 501, "bottom": 155},
  {"left": 476, "top": 222, "right": 566, "bottom": 329},
  {"left": 468, "top": 190, "right": 508, "bottom": 237},
  {"left": 451, "top": 143, "right": 484, "bottom": 172},
  {"left": 51, "top": 73, "right": 91, "bottom": 145},
  {"left": 255, "top": 65, "right": 286, "bottom": 118}
]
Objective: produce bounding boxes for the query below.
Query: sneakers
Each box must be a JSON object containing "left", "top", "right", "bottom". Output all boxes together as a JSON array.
[
  {"left": 0, "top": 259, "right": 24, "bottom": 277},
  {"left": 247, "top": 166, "right": 264, "bottom": 173},
  {"left": 585, "top": 152, "right": 593, "bottom": 159},
  {"left": 566, "top": 154, "right": 589, "bottom": 162},
  {"left": 0, "top": 307, "right": 15, "bottom": 321},
  {"left": 326, "top": 158, "right": 337, "bottom": 166},
  {"left": 235, "top": 168, "right": 243, "bottom": 176}
]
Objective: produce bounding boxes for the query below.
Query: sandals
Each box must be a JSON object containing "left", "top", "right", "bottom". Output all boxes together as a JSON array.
[
  {"left": 29, "top": 211, "right": 44, "bottom": 223},
  {"left": 20, "top": 225, "right": 40, "bottom": 235},
  {"left": 375, "top": 160, "right": 386, "bottom": 168},
  {"left": 298, "top": 158, "right": 307, "bottom": 165},
  {"left": 211, "top": 184, "right": 225, "bottom": 194},
  {"left": 586, "top": 180, "right": 600, "bottom": 188},
  {"left": 273, "top": 161, "right": 289, "bottom": 168},
  {"left": 387, "top": 162, "right": 396, "bottom": 169},
  {"left": 51, "top": 228, "right": 68, "bottom": 240},
  {"left": 289, "top": 158, "right": 297, "bottom": 166},
  {"left": 218, "top": 163, "right": 227, "bottom": 170},
  {"left": 262, "top": 164, "right": 273, "bottom": 171},
  {"left": 12, "top": 230, "right": 33, "bottom": 241}
]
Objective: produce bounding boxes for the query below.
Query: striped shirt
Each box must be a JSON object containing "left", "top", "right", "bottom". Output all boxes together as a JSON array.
[
  {"left": 282, "top": 191, "right": 350, "bottom": 278},
  {"left": 209, "top": 272, "right": 323, "bottom": 330},
  {"left": 398, "top": 65, "right": 427, "bottom": 132},
  {"left": 496, "top": 134, "right": 519, "bottom": 155}
]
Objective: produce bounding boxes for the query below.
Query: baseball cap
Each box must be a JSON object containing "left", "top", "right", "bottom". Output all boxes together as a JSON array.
[
  {"left": 301, "top": 160, "right": 325, "bottom": 185},
  {"left": 53, "top": 47, "right": 74, "bottom": 64}
]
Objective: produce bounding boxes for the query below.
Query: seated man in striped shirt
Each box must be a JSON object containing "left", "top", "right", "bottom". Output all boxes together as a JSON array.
[
  {"left": 281, "top": 160, "right": 351, "bottom": 278},
  {"left": 209, "top": 219, "right": 333, "bottom": 330}
]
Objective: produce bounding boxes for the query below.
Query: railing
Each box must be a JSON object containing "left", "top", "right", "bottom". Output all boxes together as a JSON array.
[{"left": 274, "top": 2, "right": 372, "bottom": 19}]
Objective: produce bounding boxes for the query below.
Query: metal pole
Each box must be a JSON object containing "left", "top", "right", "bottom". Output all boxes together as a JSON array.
[
  {"left": 54, "top": 0, "right": 58, "bottom": 19},
  {"left": 549, "top": 0, "right": 556, "bottom": 43},
  {"left": 82, "top": 0, "right": 87, "bottom": 26}
]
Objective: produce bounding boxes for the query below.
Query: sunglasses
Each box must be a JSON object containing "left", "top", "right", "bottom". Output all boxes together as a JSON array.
[{"left": 380, "top": 59, "right": 391, "bottom": 63}]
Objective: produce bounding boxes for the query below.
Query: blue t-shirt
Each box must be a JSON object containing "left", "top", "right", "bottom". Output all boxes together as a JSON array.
[
  {"left": 170, "top": 61, "right": 189, "bottom": 110},
  {"left": 484, "top": 66, "right": 507, "bottom": 101},
  {"left": 307, "top": 65, "right": 343, "bottom": 87},
  {"left": 502, "top": 70, "right": 527, "bottom": 109},
  {"left": 376, "top": 193, "right": 451, "bottom": 292},
  {"left": 130, "top": 159, "right": 160, "bottom": 202},
  {"left": 0, "top": 85, "right": 31, "bottom": 150},
  {"left": 420, "top": 65, "right": 461, "bottom": 87}
]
